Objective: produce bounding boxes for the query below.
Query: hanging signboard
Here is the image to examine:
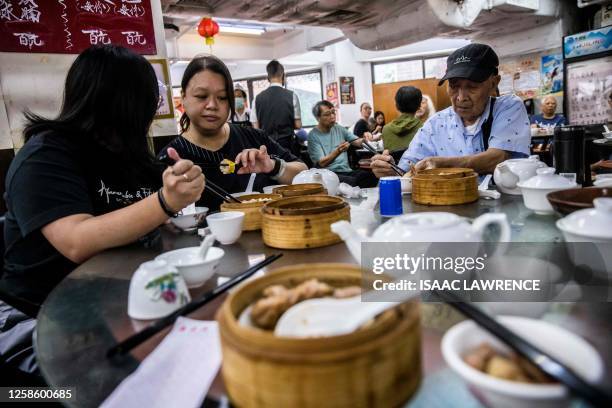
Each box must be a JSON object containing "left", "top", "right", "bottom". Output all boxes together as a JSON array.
[
  {"left": 0, "top": 0, "right": 156, "bottom": 55},
  {"left": 563, "top": 27, "right": 612, "bottom": 59}
]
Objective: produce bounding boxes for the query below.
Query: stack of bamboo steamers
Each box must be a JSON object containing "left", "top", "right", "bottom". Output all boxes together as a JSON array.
[{"left": 221, "top": 183, "right": 350, "bottom": 249}]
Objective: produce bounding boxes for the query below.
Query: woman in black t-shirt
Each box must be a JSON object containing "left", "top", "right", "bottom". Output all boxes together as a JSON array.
[
  {"left": 159, "top": 56, "right": 307, "bottom": 211},
  {"left": 1, "top": 45, "right": 205, "bottom": 377},
  {"left": 353, "top": 102, "right": 374, "bottom": 139}
]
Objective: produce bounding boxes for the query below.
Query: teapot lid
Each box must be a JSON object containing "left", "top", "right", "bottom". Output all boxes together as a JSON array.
[
  {"left": 373, "top": 212, "right": 463, "bottom": 240},
  {"left": 557, "top": 198, "right": 612, "bottom": 239},
  {"left": 517, "top": 167, "right": 577, "bottom": 189}
]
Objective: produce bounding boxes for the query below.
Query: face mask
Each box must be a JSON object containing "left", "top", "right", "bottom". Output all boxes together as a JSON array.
[{"left": 235, "top": 97, "right": 244, "bottom": 110}]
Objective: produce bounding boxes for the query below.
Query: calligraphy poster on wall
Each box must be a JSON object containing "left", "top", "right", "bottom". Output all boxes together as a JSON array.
[
  {"left": 339, "top": 76, "right": 355, "bottom": 104},
  {"left": 566, "top": 55, "right": 612, "bottom": 126},
  {"left": 0, "top": 0, "right": 156, "bottom": 55}
]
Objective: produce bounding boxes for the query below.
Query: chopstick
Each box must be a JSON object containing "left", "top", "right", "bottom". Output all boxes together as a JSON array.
[
  {"left": 158, "top": 153, "right": 242, "bottom": 204},
  {"left": 107, "top": 253, "right": 283, "bottom": 358},
  {"left": 435, "top": 290, "right": 612, "bottom": 407},
  {"left": 205, "top": 179, "right": 242, "bottom": 203},
  {"left": 361, "top": 140, "right": 405, "bottom": 176}
]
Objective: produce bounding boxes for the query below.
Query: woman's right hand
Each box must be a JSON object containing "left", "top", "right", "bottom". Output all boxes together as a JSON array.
[
  {"left": 370, "top": 149, "right": 397, "bottom": 178},
  {"left": 161, "top": 148, "right": 205, "bottom": 212}
]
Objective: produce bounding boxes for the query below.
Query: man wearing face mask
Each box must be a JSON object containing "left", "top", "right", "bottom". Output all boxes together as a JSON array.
[
  {"left": 251, "top": 60, "right": 302, "bottom": 153},
  {"left": 371, "top": 43, "right": 530, "bottom": 176},
  {"left": 231, "top": 86, "right": 252, "bottom": 127}
]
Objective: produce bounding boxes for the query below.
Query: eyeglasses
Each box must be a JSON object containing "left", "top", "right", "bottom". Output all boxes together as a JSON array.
[{"left": 321, "top": 109, "right": 336, "bottom": 117}]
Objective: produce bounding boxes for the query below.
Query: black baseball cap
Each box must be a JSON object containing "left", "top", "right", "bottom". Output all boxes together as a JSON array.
[{"left": 438, "top": 43, "right": 499, "bottom": 85}]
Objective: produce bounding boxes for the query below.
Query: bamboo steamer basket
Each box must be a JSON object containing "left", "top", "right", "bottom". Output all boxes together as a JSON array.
[
  {"left": 273, "top": 183, "right": 327, "bottom": 197},
  {"left": 261, "top": 195, "right": 349, "bottom": 249},
  {"left": 220, "top": 193, "right": 281, "bottom": 231},
  {"left": 216, "top": 263, "right": 421, "bottom": 408},
  {"left": 412, "top": 168, "right": 478, "bottom": 205}
]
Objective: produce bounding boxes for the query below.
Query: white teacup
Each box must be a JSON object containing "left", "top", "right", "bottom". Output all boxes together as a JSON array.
[
  {"left": 206, "top": 211, "right": 245, "bottom": 245},
  {"left": 128, "top": 260, "right": 191, "bottom": 320}
]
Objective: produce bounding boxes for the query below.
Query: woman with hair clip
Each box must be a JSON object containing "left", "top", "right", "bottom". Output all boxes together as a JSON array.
[
  {"left": 0, "top": 45, "right": 204, "bottom": 380},
  {"left": 158, "top": 55, "right": 307, "bottom": 211}
]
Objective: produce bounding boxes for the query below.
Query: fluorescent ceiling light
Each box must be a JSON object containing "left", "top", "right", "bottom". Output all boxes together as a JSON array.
[
  {"left": 220, "top": 25, "right": 265, "bottom": 36},
  {"left": 367, "top": 48, "right": 460, "bottom": 62}
]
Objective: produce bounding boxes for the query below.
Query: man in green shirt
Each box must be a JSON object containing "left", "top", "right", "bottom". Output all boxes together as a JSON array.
[
  {"left": 307, "top": 101, "right": 378, "bottom": 187},
  {"left": 381, "top": 86, "right": 423, "bottom": 152}
]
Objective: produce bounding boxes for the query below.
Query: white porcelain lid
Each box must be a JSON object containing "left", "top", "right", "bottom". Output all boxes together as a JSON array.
[
  {"left": 517, "top": 167, "right": 576, "bottom": 189},
  {"left": 557, "top": 198, "right": 612, "bottom": 239},
  {"left": 373, "top": 212, "right": 462, "bottom": 240}
]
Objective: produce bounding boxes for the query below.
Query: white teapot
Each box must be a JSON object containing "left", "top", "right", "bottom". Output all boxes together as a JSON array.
[
  {"left": 292, "top": 168, "right": 340, "bottom": 195},
  {"left": 331, "top": 212, "right": 511, "bottom": 263},
  {"left": 493, "top": 155, "right": 547, "bottom": 195}
]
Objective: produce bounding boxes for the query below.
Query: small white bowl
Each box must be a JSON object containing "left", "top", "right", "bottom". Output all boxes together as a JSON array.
[
  {"left": 232, "top": 192, "right": 260, "bottom": 198},
  {"left": 442, "top": 316, "right": 604, "bottom": 408},
  {"left": 594, "top": 178, "right": 612, "bottom": 187},
  {"left": 206, "top": 211, "right": 245, "bottom": 245},
  {"left": 170, "top": 206, "right": 209, "bottom": 230},
  {"left": 263, "top": 184, "right": 287, "bottom": 194},
  {"left": 156, "top": 247, "right": 224, "bottom": 288}
]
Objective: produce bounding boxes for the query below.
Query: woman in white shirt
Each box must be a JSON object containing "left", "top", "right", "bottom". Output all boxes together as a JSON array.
[{"left": 231, "top": 87, "right": 252, "bottom": 127}]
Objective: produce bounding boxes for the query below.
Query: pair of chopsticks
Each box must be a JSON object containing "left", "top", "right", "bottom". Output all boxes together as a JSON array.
[
  {"left": 158, "top": 153, "right": 241, "bottom": 204},
  {"left": 361, "top": 140, "right": 406, "bottom": 176},
  {"left": 205, "top": 179, "right": 242, "bottom": 203},
  {"left": 107, "top": 253, "right": 283, "bottom": 358},
  {"left": 435, "top": 290, "right": 612, "bottom": 407}
]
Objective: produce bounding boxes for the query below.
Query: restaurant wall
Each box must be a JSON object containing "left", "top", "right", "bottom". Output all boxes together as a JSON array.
[
  {"left": 324, "top": 40, "right": 373, "bottom": 127},
  {"left": 497, "top": 47, "right": 565, "bottom": 115},
  {"left": 0, "top": 0, "right": 175, "bottom": 152}
]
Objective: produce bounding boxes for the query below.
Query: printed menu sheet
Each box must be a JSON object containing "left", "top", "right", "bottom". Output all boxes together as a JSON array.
[{"left": 101, "top": 318, "right": 222, "bottom": 408}]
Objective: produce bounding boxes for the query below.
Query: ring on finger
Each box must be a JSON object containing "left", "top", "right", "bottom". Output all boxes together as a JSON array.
[{"left": 182, "top": 173, "right": 189, "bottom": 182}]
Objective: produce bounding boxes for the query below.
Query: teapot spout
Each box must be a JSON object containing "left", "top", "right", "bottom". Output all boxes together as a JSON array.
[{"left": 331, "top": 221, "right": 366, "bottom": 263}]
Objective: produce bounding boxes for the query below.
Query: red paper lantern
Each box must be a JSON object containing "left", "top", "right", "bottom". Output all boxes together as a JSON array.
[{"left": 198, "top": 17, "right": 219, "bottom": 46}]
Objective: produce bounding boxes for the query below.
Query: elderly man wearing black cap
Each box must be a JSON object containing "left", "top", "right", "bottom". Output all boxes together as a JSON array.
[{"left": 371, "top": 43, "right": 530, "bottom": 176}]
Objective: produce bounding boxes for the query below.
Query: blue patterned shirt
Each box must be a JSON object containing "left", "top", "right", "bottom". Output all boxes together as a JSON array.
[{"left": 398, "top": 95, "right": 530, "bottom": 171}]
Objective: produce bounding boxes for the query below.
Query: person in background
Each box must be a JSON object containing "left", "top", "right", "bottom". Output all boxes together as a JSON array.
[
  {"left": 0, "top": 45, "right": 205, "bottom": 379},
  {"left": 372, "top": 111, "right": 386, "bottom": 135},
  {"left": 159, "top": 56, "right": 306, "bottom": 211},
  {"left": 251, "top": 60, "right": 302, "bottom": 153},
  {"left": 530, "top": 95, "right": 567, "bottom": 128},
  {"left": 353, "top": 102, "right": 374, "bottom": 139},
  {"left": 415, "top": 94, "right": 436, "bottom": 123},
  {"left": 381, "top": 86, "right": 424, "bottom": 152},
  {"left": 308, "top": 100, "right": 377, "bottom": 188},
  {"left": 371, "top": 43, "right": 530, "bottom": 177},
  {"left": 295, "top": 128, "right": 308, "bottom": 144},
  {"left": 231, "top": 85, "right": 252, "bottom": 127}
]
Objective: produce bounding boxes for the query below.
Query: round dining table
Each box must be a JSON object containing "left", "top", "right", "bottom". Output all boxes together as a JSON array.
[{"left": 35, "top": 193, "right": 612, "bottom": 407}]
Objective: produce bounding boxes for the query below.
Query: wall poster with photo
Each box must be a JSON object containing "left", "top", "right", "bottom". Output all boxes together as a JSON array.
[
  {"left": 325, "top": 81, "right": 340, "bottom": 122},
  {"left": 339, "top": 76, "right": 355, "bottom": 104},
  {"left": 149, "top": 59, "right": 174, "bottom": 120}
]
